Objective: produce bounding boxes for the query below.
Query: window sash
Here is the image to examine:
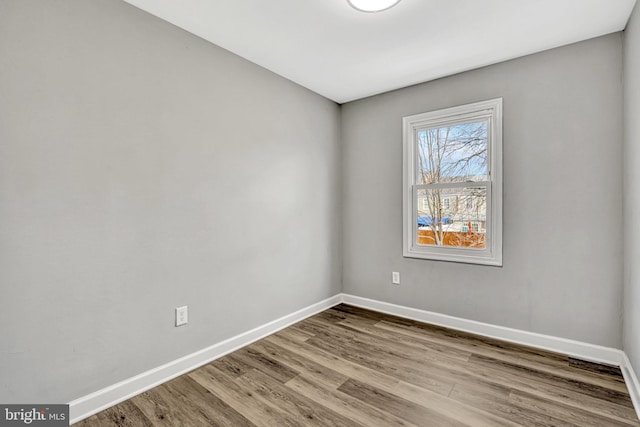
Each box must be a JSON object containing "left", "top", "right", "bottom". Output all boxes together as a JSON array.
[
  {"left": 413, "top": 117, "right": 492, "bottom": 185},
  {"left": 414, "top": 182, "right": 489, "bottom": 191},
  {"left": 402, "top": 98, "right": 502, "bottom": 266},
  {"left": 412, "top": 182, "right": 491, "bottom": 253}
]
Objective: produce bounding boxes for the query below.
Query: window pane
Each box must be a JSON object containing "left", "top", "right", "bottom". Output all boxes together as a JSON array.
[
  {"left": 416, "top": 121, "right": 488, "bottom": 184},
  {"left": 416, "top": 186, "right": 486, "bottom": 249}
]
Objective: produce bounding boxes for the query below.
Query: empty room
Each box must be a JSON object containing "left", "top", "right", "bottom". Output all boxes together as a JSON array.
[{"left": 2, "top": 0, "right": 640, "bottom": 425}]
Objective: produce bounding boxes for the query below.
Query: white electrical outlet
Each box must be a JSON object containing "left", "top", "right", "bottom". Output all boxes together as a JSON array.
[
  {"left": 392, "top": 271, "right": 400, "bottom": 285},
  {"left": 176, "top": 306, "right": 188, "bottom": 326}
]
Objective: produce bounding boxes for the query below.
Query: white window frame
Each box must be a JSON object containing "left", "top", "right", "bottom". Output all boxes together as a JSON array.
[{"left": 402, "top": 98, "right": 503, "bottom": 266}]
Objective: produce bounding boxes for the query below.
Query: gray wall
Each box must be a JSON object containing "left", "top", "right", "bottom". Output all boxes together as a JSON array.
[
  {"left": 624, "top": 2, "right": 640, "bottom": 376},
  {"left": 0, "top": 0, "right": 341, "bottom": 404},
  {"left": 342, "top": 34, "right": 624, "bottom": 348}
]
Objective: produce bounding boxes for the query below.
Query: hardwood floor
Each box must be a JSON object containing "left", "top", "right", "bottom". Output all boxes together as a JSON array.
[{"left": 76, "top": 304, "right": 640, "bottom": 426}]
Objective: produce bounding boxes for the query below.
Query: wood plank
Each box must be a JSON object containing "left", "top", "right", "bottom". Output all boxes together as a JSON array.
[
  {"left": 189, "top": 364, "right": 301, "bottom": 427},
  {"left": 249, "top": 339, "right": 348, "bottom": 389},
  {"left": 75, "top": 400, "right": 154, "bottom": 427},
  {"left": 514, "top": 352, "right": 628, "bottom": 394},
  {"left": 161, "top": 375, "right": 254, "bottom": 426},
  {"left": 462, "top": 354, "right": 639, "bottom": 424},
  {"left": 374, "top": 319, "right": 534, "bottom": 364},
  {"left": 130, "top": 384, "right": 205, "bottom": 426},
  {"left": 274, "top": 325, "right": 316, "bottom": 343},
  {"left": 569, "top": 357, "right": 627, "bottom": 377},
  {"left": 227, "top": 347, "right": 299, "bottom": 384},
  {"left": 330, "top": 304, "right": 391, "bottom": 322},
  {"left": 304, "top": 332, "right": 457, "bottom": 395},
  {"left": 269, "top": 333, "right": 520, "bottom": 427},
  {"left": 235, "top": 369, "right": 361, "bottom": 427},
  {"left": 76, "top": 304, "right": 640, "bottom": 427},
  {"left": 312, "top": 310, "right": 639, "bottom": 424},
  {"left": 468, "top": 354, "right": 634, "bottom": 407},
  {"left": 448, "top": 382, "right": 578, "bottom": 427},
  {"left": 336, "top": 316, "right": 473, "bottom": 362},
  {"left": 509, "top": 389, "right": 637, "bottom": 427},
  {"left": 338, "top": 378, "right": 468, "bottom": 427},
  {"left": 210, "top": 354, "right": 255, "bottom": 379},
  {"left": 264, "top": 333, "right": 416, "bottom": 395},
  {"left": 285, "top": 374, "right": 416, "bottom": 427}
]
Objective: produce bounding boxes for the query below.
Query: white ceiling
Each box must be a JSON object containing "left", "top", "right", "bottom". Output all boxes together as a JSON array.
[{"left": 123, "top": 0, "right": 637, "bottom": 104}]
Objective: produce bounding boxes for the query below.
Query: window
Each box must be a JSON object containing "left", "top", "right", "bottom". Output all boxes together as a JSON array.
[{"left": 402, "top": 98, "right": 502, "bottom": 265}]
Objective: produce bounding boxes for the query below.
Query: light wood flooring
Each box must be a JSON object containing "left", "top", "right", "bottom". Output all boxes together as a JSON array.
[{"left": 76, "top": 304, "right": 640, "bottom": 426}]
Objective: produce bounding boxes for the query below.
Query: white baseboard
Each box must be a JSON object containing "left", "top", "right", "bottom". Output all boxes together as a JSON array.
[
  {"left": 341, "top": 294, "right": 640, "bottom": 421},
  {"left": 68, "top": 294, "right": 342, "bottom": 424},
  {"left": 621, "top": 352, "right": 640, "bottom": 419},
  {"left": 69, "top": 292, "right": 640, "bottom": 424},
  {"left": 340, "top": 294, "right": 624, "bottom": 366}
]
